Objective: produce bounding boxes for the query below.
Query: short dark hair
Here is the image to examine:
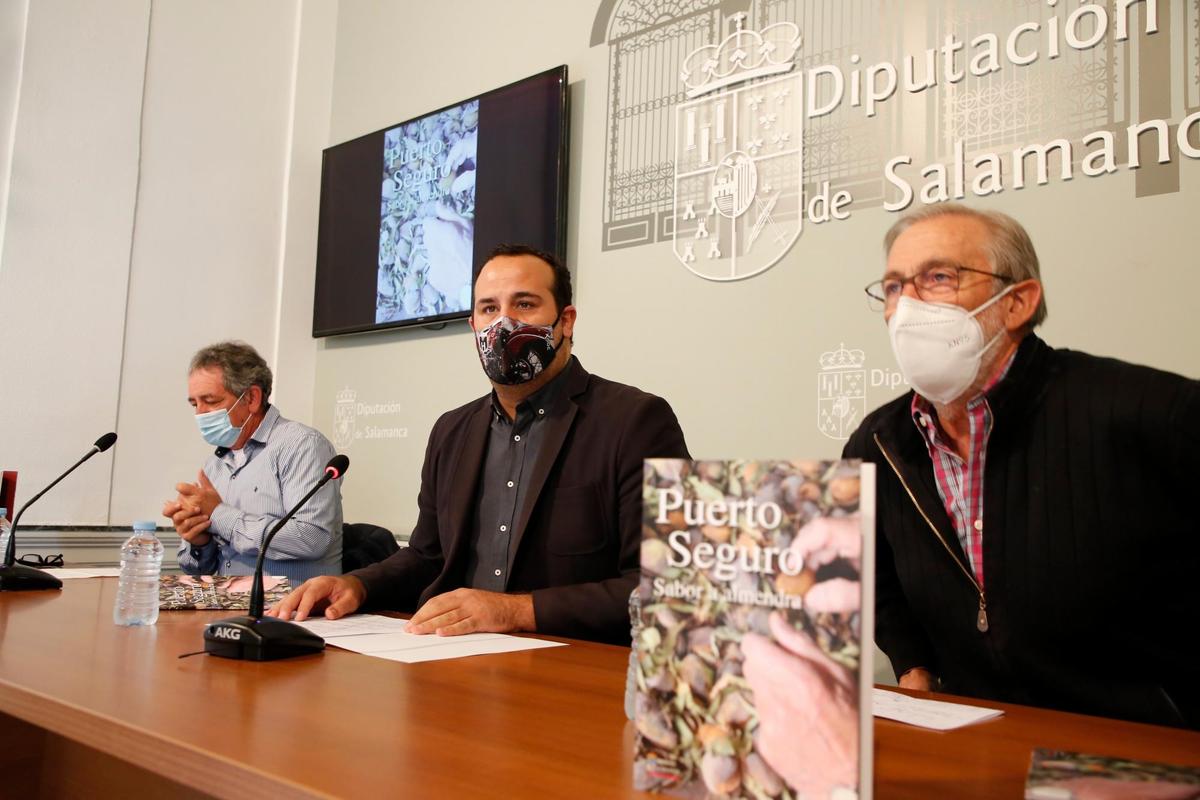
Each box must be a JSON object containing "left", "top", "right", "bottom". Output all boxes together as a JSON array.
[
  {"left": 189, "top": 341, "right": 273, "bottom": 402},
  {"left": 480, "top": 243, "right": 572, "bottom": 314}
]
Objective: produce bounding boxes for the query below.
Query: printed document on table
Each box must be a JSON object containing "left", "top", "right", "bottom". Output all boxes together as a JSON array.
[
  {"left": 872, "top": 688, "right": 1004, "bottom": 731},
  {"left": 44, "top": 568, "right": 123, "bottom": 579},
  {"left": 293, "top": 614, "right": 412, "bottom": 638},
  {"left": 293, "top": 614, "right": 565, "bottom": 663}
]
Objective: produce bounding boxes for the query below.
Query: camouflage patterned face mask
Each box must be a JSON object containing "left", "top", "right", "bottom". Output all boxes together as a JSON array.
[{"left": 474, "top": 314, "right": 561, "bottom": 385}]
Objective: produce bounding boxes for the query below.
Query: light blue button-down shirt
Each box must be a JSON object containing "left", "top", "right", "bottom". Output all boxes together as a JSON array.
[{"left": 177, "top": 405, "right": 343, "bottom": 583}]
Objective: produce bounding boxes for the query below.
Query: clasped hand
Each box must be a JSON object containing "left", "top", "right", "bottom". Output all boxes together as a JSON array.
[{"left": 162, "top": 470, "right": 222, "bottom": 546}]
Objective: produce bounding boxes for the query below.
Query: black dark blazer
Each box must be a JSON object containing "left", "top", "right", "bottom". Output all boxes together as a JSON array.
[
  {"left": 845, "top": 334, "right": 1200, "bottom": 728},
  {"left": 351, "top": 357, "right": 690, "bottom": 644}
]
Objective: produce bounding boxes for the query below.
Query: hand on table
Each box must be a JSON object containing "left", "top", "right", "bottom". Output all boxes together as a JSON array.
[
  {"left": 406, "top": 588, "right": 534, "bottom": 636},
  {"left": 898, "top": 667, "right": 936, "bottom": 692},
  {"left": 266, "top": 575, "right": 366, "bottom": 621},
  {"left": 742, "top": 612, "right": 858, "bottom": 797}
]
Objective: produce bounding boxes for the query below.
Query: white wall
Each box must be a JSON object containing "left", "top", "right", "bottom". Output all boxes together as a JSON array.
[
  {"left": 0, "top": 0, "right": 29, "bottom": 260},
  {"left": 109, "top": 1, "right": 302, "bottom": 523},
  {"left": 272, "top": 0, "right": 338, "bottom": 431},
  {"left": 0, "top": 0, "right": 151, "bottom": 524},
  {"left": 0, "top": 0, "right": 325, "bottom": 526}
]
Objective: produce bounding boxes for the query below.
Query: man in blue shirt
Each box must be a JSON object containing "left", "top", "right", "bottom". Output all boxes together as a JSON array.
[{"left": 163, "top": 341, "right": 343, "bottom": 584}]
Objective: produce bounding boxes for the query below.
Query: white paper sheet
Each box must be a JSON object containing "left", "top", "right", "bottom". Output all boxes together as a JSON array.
[
  {"left": 292, "top": 613, "right": 565, "bottom": 663},
  {"left": 44, "top": 568, "right": 123, "bottom": 579},
  {"left": 292, "top": 614, "right": 411, "bottom": 638},
  {"left": 872, "top": 688, "right": 1004, "bottom": 730}
]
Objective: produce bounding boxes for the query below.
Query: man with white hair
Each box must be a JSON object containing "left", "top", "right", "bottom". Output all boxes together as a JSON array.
[{"left": 845, "top": 204, "right": 1199, "bottom": 729}]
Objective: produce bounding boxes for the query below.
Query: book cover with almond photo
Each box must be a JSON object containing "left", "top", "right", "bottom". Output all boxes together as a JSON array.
[{"left": 634, "top": 459, "right": 875, "bottom": 799}]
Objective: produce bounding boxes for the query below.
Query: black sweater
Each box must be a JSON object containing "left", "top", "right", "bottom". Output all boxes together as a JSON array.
[{"left": 844, "top": 335, "right": 1200, "bottom": 728}]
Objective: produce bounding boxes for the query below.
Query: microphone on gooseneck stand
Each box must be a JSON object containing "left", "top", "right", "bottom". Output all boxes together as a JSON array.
[
  {"left": 1, "top": 432, "right": 119, "bottom": 592},
  {"left": 203, "top": 454, "right": 349, "bottom": 661}
]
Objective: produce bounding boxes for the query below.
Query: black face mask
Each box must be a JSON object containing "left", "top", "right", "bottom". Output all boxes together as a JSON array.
[{"left": 474, "top": 314, "right": 561, "bottom": 385}]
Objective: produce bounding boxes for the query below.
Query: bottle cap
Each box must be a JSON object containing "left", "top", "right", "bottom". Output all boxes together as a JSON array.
[{"left": 132, "top": 521, "right": 158, "bottom": 531}]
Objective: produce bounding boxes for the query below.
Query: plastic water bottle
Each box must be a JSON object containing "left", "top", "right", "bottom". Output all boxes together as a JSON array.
[
  {"left": 113, "top": 521, "right": 163, "bottom": 626},
  {"left": 0, "top": 509, "right": 10, "bottom": 561}
]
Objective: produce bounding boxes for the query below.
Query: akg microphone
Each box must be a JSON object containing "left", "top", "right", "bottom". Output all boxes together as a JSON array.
[
  {"left": 1, "top": 432, "right": 119, "bottom": 591},
  {"left": 204, "top": 454, "right": 349, "bottom": 661}
]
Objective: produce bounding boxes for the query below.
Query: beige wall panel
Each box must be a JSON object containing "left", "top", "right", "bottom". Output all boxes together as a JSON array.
[
  {"left": 108, "top": 0, "right": 301, "bottom": 524},
  {"left": 0, "top": 0, "right": 150, "bottom": 524}
]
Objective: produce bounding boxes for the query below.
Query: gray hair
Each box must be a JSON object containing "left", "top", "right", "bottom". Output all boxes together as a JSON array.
[
  {"left": 883, "top": 203, "right": 1048, "bottom": 328},
  {"left": 189, "top": 341, "right": 273, "bottom": 402}
]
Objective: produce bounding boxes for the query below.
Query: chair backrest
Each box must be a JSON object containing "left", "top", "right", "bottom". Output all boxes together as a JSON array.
[{"left": 341, "top": 522, "right": 400, "bottom": 574}]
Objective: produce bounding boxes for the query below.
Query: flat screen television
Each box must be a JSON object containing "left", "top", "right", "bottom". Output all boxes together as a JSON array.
[{"left": 312, "top": 65, "right": 569, "bottom": 337}]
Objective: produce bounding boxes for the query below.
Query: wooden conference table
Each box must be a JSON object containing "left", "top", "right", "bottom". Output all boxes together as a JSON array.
[{"left": 1, "top": 579, "right": 1197, "bottom": 799}]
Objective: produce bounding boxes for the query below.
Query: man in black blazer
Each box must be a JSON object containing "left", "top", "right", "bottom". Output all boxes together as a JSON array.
[
  {"left": 272, "top": 244, "right": 689, "bottom": 644},
  {"left": 846, "top": 204, "right": 1199, "bottom": 728}
]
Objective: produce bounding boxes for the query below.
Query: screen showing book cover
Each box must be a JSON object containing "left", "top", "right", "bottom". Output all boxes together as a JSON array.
[
  {"left": 159, "top": 575, "right": 293, "bottom": 611},
  {"left": 377, "top": 99, "right": 479, "bottom": 324},
  {"left": 1026, "top": 749, "right": 1200, "bottom": 799},
  {"left": 312, "top": 66, "right": 567, "bottom": 337},
  {"left": 635, "top": 459, "right": 875, "bottom": 800}
]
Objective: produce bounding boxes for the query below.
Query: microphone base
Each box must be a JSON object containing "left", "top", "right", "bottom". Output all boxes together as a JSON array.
[
  {"left": 203, "top": 615, "right": 325, "bottom": 661},
  {"left": 0, "top": 563, "right": 64, "bottom": 592}
]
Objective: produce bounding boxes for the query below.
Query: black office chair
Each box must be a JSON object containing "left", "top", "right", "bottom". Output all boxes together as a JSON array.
[{"left": 341, "top": 522, "right": 400, "bottom": 573}]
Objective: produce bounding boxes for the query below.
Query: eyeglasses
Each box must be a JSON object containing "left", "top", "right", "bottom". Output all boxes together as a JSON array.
[
  {"left": 864, "top": 264, "right": 1013, "bottom": 312},
  {"left": 17, "top": 553, "right": 64, "bottom": 568}
]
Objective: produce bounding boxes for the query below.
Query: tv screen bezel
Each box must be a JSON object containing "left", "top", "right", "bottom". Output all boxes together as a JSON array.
[{"left": 312, "top": 64, "right": 569, "bottom": 338}]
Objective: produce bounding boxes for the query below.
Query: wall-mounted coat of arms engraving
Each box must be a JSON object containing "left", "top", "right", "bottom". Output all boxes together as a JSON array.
[
  {"left": 817, "top": 344, "right": 867, "bottom": 441},
  {"left": 334, "top": 387, "right": 357, "bottom": 450},
  {"left": 673, "top": 15, "right": 803, "bottom": 281}
]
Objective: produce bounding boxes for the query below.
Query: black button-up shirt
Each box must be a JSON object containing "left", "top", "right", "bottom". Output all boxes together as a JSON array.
[{"left": 464, "top": 369, "right": 571, "bottom": 591}]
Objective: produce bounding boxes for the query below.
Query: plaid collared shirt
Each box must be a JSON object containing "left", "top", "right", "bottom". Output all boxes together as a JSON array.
[{"left": 910, "top": 353, "right": 1015, "bottom": 587}]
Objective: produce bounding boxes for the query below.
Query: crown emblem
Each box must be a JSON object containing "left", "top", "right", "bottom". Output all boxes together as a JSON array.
[
  {"left": 336, "top": 387, "right": 357, "bottom": 405},
  {"left": 819, "top": 344, "right": 866, "bottom": 371},
  {"left": 679, "top": 15, "right": 801, "bottom": 99}
]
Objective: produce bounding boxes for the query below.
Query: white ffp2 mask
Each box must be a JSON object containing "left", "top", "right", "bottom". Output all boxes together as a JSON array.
[{"left": 887, "top": 289, "right": 1011, "bottom": 405}]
